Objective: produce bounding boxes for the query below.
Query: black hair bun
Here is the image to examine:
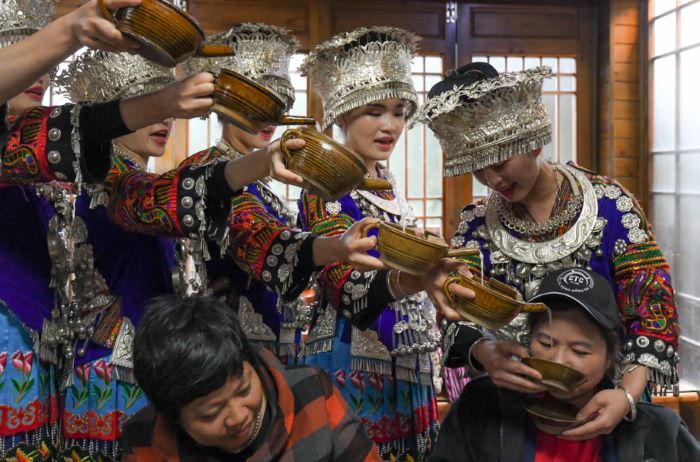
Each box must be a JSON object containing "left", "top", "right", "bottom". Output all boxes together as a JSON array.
[{"left": 427, "top": 62, "right": 499, "bottom": 99}]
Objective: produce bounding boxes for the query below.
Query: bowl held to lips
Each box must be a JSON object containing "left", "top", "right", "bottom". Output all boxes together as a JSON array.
[
  {"left": 520, "top": 357, "right": 588, "bottom": 395},
  {"left": 213, "top": 70, "right": 316, "bottom": 134},
  {"left": 98, "top": 0, "right": 235, "bottom": 67},
  {"left": 442, "top": 275, "right": 549, "bottom": 330},
  {"left": 279, "top": 127, "right": 393, "bottom": 201},
  {"left": 523, "top": 395, "right": 590, "bottom": 435}
]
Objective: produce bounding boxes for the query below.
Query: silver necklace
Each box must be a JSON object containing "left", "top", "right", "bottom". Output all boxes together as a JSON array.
[
  {"left": 493, "top": 163, "right": 582, "bottom": 236},
  {"left": 231, "top": 393, "right": 267, "bottom": 453}
]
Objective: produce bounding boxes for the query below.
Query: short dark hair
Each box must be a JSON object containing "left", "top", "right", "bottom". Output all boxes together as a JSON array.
[
  {"left": 527, "top": 298, "right": 622, "bottom": 379},
  {"left": 133, "top": 295, "right": 254, "bottom": 423}
]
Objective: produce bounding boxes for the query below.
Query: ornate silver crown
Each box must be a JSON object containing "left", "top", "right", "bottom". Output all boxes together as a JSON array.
[
  {"left": 0, "top": 0, "right": 56, "bottom": 48},
  {"left": 301, "top": 26, "right": 419, "bottom": 131},
  {"left": 55, "top": 50, "right": 175, "bottom": 103},
  {"left": 415, "top": 66, "right": 553, "bottom": 177},
  {"left": 186, "top": 23, "right": 299, "bottom": 110}
]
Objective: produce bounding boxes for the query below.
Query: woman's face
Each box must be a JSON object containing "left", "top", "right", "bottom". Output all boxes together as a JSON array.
[
  {"left": 338, "top": 98, "right": 407, "bottom": 165},
  {"left": 472, "top": 150, "right": 542, "bottom": 203},
  {"left": 225, "top": 123, "right": 275, "bottom": 153},
  {"left": 530, "top": 308, "right": 611, "bottom": 404},
  {"left": 8, "top": 75, "right": 49, "bottom": 115},
  {"left": 179, "top": 361, "right": 265, "bottom": 453},
  {"left": 114, "top": 119, "right": 173, "bottom": 158}
]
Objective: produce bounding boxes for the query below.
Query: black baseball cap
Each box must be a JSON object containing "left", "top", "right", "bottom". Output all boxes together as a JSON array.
[{"left": 528, "top": 268, "right": 620, "bottom": 330}]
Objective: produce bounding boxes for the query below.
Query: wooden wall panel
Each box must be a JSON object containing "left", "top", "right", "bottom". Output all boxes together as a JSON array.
[{"left": 471, "top": 8, "right": 578, "bottom": 39}]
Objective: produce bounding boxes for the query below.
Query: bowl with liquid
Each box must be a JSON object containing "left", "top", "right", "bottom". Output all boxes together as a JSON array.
[
  {"left": 521, "top": 357, "right": 588, "bottom": 395},
  {"left": 523, "top": 395, "right": 590, "bottom": 435}
]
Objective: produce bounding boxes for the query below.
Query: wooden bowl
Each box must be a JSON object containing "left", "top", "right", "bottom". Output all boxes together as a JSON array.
[
  {"left": 280, "top": 127, "right": 392, "bottom": 200},
  {"left": 361, "top": 222, "right": 449, "bottom": 275},
  {"left": 98, "top": 0, "right": 234, "bottom": 67},
  {"left": 523, "top": 395, "right": 586, "bottom": 435},
  {"left": 521, "top": 357, "right": 588, "bottom": 394},
  {"left": 214, "top": 69, "right": 315, "bottom": 134},
  {"left": 442, "top": 275, "right": 549, "bottom": 330}
]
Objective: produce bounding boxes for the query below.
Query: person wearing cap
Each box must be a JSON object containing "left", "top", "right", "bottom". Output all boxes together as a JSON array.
[
  {"left": 414, "top": 62, "right": 679, "bottom": 440},
  {"left": 430, "top": 268, "right": 698, "bottom": 462},
  {"left": 298, "top": 27, "right": 448, "bottom": 460}
]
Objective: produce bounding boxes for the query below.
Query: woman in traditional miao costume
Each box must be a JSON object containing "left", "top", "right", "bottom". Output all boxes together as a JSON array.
[
  {"left": 52, "top": 50, "right": 187, "bottom": 460},
  {"left": 298, "top": 27, "right": 440, "bottom": 461},
  {"left": 178, "top": 23, "right": 311, "bottom": 362},
  {"left": 415, "top": 62, "right": 679, "bottom": 440}
]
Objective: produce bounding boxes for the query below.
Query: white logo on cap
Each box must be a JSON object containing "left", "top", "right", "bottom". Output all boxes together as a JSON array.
[{"left": 557, "top": 269, "right": 594, "bottom": 293}]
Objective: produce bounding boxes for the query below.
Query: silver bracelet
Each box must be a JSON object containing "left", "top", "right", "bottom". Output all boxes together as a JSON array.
[{"left": 618, "top": 385, "right": 638, "bottom": 422}]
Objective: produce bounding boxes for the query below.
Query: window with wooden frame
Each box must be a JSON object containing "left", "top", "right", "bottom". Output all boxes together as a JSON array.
[{"left": 648, "top": 0, "right": 700, "bottom": 384}]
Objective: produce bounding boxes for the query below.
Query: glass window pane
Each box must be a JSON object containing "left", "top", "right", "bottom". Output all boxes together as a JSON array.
[
  {"left": 489, "top": 56, "right": 506, "bottom": 72},
  {"left": 389, "top": 132, "right": 406, "bottom": 193},
  {"left": 208, "top": 113, "right": 220, "bottom": 146},
  {"left": 559, "top": 94, "right": 576, "bottom": 164},
  {"left": 472, "top": 56, "right": 488, "bottom": 63},
  {"left": 426, "top": 199, "right": 442, "bottom": 217},
  {"left": 188, "top": 117, "right": 209, "bottom": 154},
  {"left": 524, "top": 57, "right": 541, "bottom": 69},
  {"left": 653, "top": 13, "right": 676, "bottom": 56},
  {"left": 425, "top": 56, "right": 442, "bottom": 73},
  {"left": 411, "top": 57, "right": 424, "bottom": 73},
  {"left": 542, "top": 75, "right": 558, "bottom": 91},
  {"left": 560, "top": 76, "right": 576, "bottom": 91},
  {"left": 559, "top": 57, "right": 576, "bottom": 73},
  {"left": 472, "top": 178, "right": 488, "bottom": 198},
  {"left": 425, "top": 75, "right": 441, "bottom": 92},
  {"left": 678, "top": 195, "right": 700, "bottom": 293},
  {"left": 409, "top": 200, "right": 424, "bottom": 217},
  {"left": 506, "top": 57, "right": 523, "bottom": 71},
  {"left": 652, "top": 55, "right": 676, "bottom": 151},
  {"left": 406, "top": 127, "right": 423, "bottom": 197},
  {"left": 680, "top": 2, "right": 700, "bottom": 47},
  {"left": 653, "top": 0, "right": 676, "bottom": 17},
  {"left": 651, "top": 194, "right": 676, "bottom": 267},
  {"left": 426, "top": 130, "right": 442, "bottom": 197},
  {"left": 426, "top": 218, "right": 442, "bottom": 234},
  {"left": 652, "top": 153, "right": 676, "bottom": 192},
  {"left": 542, "top": 57, "right": 558, "bottom": 73},
  {"left": 412, "top": 75, "right": 424, "bottom": 92},
  {"left": 542, "top": 93, "right": 558, "bottom": 161},
  {"left": 680, "top": 47, "right": 700, "bottom": 150},
  {"left": 679, "top": 152, "right": 700, "bottom": 193}
]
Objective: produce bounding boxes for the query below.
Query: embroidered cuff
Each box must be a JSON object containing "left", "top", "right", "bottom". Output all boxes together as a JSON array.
[
  {"left": 621, "top": 334, "right": 679, "bottom": 391},
  {"left": 260, "top": 230, "right": 316, "bottom": 301}
]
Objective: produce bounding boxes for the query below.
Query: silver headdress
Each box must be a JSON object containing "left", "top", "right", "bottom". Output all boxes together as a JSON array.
[
  {"left": 415, "top": 66, "right": 553, "bottom": 177},
  {"left": 186, "top": 23, "right": 299, "bottom": 110},
  {"left": 301, "top": 26, "right": 419, "bottom": 131},
  {"left": 55, "top": 50, "right": 175, "bottom": 103},
  {"left": 0, "top": 0, "right": 55, "bottom": 48}
]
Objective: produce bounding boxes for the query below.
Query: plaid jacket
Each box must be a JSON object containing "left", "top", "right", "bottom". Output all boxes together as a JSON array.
[{"left": 121, "top": 348, "right": 381, "bottom": 462}]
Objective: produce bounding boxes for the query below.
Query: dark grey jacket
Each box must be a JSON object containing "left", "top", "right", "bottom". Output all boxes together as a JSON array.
[{"left": 430, "top": 377, "right": 700, "bottom": 462}]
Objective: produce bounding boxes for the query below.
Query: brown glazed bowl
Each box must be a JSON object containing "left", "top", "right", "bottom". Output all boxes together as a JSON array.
[
  {"left": 98, "top": 0, "right": 234, "bottom": 67},
  {"left": 361, "top": 222, "right": 449, "bottom": 275},
  {"left": 214, "top": 69, "right": 315, "bottom": 134},
  {"left": 521, "top": 357, "right": 588, "bottom": 394},
  {"left": 523, "top": 395, "right": 588, "bottom": 435},
  {"left": 279, "top": 127, "right": 392, "bottom": 200},
  {"left": 442, "top": 275, "right": 549, "bottom": 330}
]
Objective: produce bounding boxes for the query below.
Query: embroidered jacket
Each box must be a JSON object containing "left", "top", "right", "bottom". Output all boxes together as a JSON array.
[
  {"left": 105, "top": 145, "right": 318, "bottom": 301},
  {"left": 443, "top": 163, "right": 680, "bottom": 392},
  {"left": 121, "top": 348, "right": 381, "bottom": 462}
]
